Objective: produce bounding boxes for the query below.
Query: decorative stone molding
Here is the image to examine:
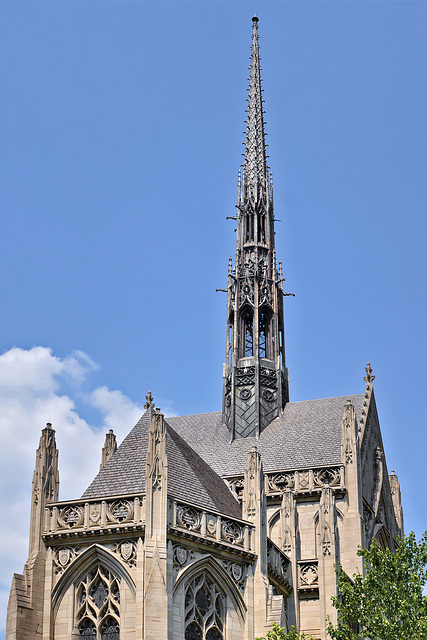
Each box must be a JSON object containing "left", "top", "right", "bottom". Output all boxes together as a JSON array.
[
  {"left": 221, "top": 520, "right": 244, "bottom": 545},
  {"left": 113, "top": 540, "right": 137, "bottom": 568},
  {"left": 313, "top": 468, "right": 340, "bottom": 488},
  {"left": 298, "top": 560, "right": 319, "bottom": 590},
  {"left": 171, "top": 500, "right": 252, "bottom": 552},
  {"left": 267, "top": 471, "right": 295, "bottom": 492},
  {"left": 108, "top": 500, "right": 134, "bottom": 524},
  {"left": 221, "top": 560, "right": 248, "bottom": 592},
  {"left": 176, "top": 505, "right": 202, "bottom": 532},
  {"left": 53, "top": 546, "right": 83, "bottom": 576},
  {"left": 225, "top": 464, "right": 344, "bottom": 501},
  {"left": 44, "top": 495, "right": 145, "bottom": 537}
]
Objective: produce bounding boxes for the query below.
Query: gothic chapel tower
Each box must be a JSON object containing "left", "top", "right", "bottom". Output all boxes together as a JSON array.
[{"left": 223, "top": 16, "right": 290, "bottom": 439}]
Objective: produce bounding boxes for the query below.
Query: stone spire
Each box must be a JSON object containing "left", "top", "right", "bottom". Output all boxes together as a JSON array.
[
  {"left": 222, "top": 16, "right": 290, "bottom": 440},
  {"left": 243, "top": 15, "right": 268, "bottom": 194},
  {"left": 29, "top": 422, "right": 59, "bottom": 556}
]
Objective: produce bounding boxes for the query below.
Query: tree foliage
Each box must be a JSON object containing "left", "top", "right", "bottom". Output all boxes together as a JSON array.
[
  {"left": 327, "top": 531, "right": 427, "bottom": 640},
  {"left": 255, "top": 622, "right": 313, "bottom": 640}
]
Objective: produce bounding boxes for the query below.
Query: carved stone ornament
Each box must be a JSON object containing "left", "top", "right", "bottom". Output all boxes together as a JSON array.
[
  {"left": 268, "top": 472, "right": 295, "bottom": 492},
  {"left": 108, "top": 500, "right": 133, "bottom": 524},
  {"left": 260, "top": 368, "right": 277, "bottom": 389},
  {"left": 221, "top": 520, "right": 244, "bottom": 545},
  {"left": 120, "top": 542, "right": 134, "bottom": 562},
  {"left": 222, "top": 560, "right": 247, "bottom": 591},
  {"left": 107, "top": 540, "right": 137, "bottom": 568},
  {"left": 236, "top": 366, "right": 255, "bottom": 386},
  {"left": 231, "top": 562, "right": 243, "bottom": 581},
  {"left": 58, "top": 505, "right": 84, "bottom": 529},
  {"left": 322, "top": 524, "right": 331, "bottom": 555},
  {"left": 299, "top": 471, "right": 309, "bottom": 489},
  {"left": 176, "top": 505, "right": 201, "bottom": 532},
  {"left": 246, "top": 488, "right": 256, "bottom": 518},
  {"left": 240, "top": 388, "right": 251, "bottom": 401},
  {"left": 89, "top": 503, "right": 101, "bottom": 524},
  {"left": 206, "top": 516, "right": 217, "bottom": 535},
  {"left": 299, "top": 562, "right": 318, "bottom": 587},
  {"left": 172, "top": 544, "right": 194, "bottom": 569},
  {"left": 58, "top": 548, "right": 71, "bottom": 567},
  {"left": 262, "top": 389, "right": 274, "bottom": 403},
  {"left": 53, "top": 546, "right": 82, "bottom": 576},
  {"left": 313, "top": 467, "right": 340, "bottom": 488}
]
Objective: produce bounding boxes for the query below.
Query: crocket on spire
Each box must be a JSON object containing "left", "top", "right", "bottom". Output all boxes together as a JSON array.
[{"left": 243, "top": 15, "right": 269, "bottom": 194}]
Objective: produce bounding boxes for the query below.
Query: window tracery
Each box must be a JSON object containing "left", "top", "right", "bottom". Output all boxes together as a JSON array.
[
  {"left": 184, "top": 575, "right": 224, "bottom": 640},
  {"left": 75, "top": 565, "right": 120, "bottom": 640}
]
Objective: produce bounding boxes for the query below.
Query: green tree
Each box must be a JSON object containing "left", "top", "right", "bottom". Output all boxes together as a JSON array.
[
  {"left": 327, "top": 531, "right": 427, "bottom": 640},
  {"left": 255, "top": 622, "right": 313, "bottom": 640}
]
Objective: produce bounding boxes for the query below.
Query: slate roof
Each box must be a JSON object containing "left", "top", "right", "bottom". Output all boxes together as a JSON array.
[
  {"left": 82, "top": 409, "right": 241, "bottom": 519},
  {"left": 167, "top": 394, "right": 365, "bottom": 477},
  {"left": 82, "top": 394, "right": 364, "bottom": 515}
]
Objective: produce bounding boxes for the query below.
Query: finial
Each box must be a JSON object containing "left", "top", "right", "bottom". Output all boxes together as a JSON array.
[
  {"left": 46, "top": 422, "right": 52, "bottom": 429},
  {"left": 144, "top": 390, "right": 155, "bottom": 409},
  {"left": 363, "top": 362, "right": 375, "bottom": 385},
  {"left": 252, "top": 14, "right": 259, "bottom": 23}
]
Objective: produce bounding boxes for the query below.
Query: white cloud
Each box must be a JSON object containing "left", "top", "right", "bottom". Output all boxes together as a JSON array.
[{"left": 0, "top": 346, "right": 144, "bottom": 638}]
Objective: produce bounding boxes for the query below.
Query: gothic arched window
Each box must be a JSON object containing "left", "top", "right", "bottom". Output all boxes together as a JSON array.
[
  {"left": 258, "top": 212, "right": 266, "bottom": 244},
  {"left": 75, "top": 566, "right": 120, "bottom": 640},
  {"left": 245, "top": 212, "right": 254, "bottom": 242},
  {"left": 240, "top": 309, "right": 253, "bottom": 357},
  {"left": 184, "top": 575, "right": 224, "bottom": 640},
  {"left": 259, "top": 309, "right": 270, "bottom": 359}
]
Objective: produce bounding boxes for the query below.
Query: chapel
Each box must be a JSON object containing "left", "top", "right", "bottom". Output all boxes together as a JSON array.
[{"left": 6, "top": 16, "right": 404, "bottom": 640}]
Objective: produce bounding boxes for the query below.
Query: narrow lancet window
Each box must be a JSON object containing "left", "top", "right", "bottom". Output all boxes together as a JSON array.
[
  {"left": 241, "top": 309, "right": 254, "bottom": 357},
  {"left": 245, "top": 213, "right": 254, "bottom": 242},
  {"left": 258, "top": 213, "right": 266, "bottom": 244},
  {"left": 259, "top": 310, "right": 269, "bottom": 358}
]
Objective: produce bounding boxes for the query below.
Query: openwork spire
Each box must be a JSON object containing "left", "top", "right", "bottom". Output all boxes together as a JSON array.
[
  {"left": 222, "top": 16, "right": 289, "bottom": 441},
  {"left": 243, "top": 16, "right": 268, "bottom": 193}
]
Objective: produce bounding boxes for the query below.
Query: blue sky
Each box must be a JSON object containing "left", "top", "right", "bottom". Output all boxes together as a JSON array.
[{"left": 1, "top": 0, "right": 427, "bottom": 635}]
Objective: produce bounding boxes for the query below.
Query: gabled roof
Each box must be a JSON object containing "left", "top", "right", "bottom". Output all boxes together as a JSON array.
[
  {"left": 82, "top": 409, "right": 241, "bottom": 520},
  {"left": 167, "top": 394, "right": 365, "bottom": 476}
]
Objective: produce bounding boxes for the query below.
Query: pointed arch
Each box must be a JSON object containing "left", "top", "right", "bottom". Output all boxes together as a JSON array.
[
  {"left": 52, "top": 543, "right": 136, "bottom": 616},
  {"left": 173, "top": 554, "right": 247, "bottom": 623},
  {"left": 268, "top": 508, "right": 281, "bottom": 535}
]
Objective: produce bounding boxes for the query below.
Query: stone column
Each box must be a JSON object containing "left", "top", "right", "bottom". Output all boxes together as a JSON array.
[
  {"left": 340, "top": 400, "right": 364, "bottom": 577},
  {"left": 281, "top": 489, "right": 298, "bottom": 630},
  {"left": 143, "top": 409, "right": 168, "bottom": 640},
  {"left": 318, "top": 488, "right": 336, "bottom": 637},
  {"left": 6, "top": 422, "right": 59, "bottom": 640},
  {"left": 242, "top": 447, "right": 268, "bottom": 638}
]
